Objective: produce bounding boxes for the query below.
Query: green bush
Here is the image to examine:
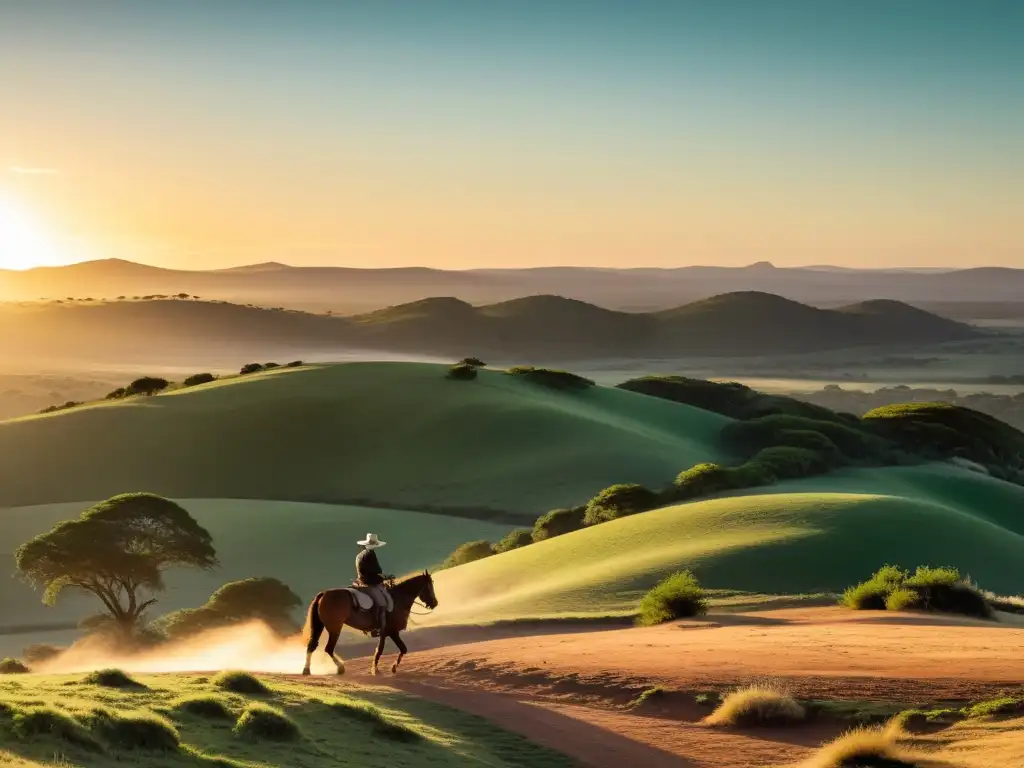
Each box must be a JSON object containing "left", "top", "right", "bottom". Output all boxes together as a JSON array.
[
  {"left": 532, "top": 506, "right": 586, "bottom": 541},
  {"left": 125, "top": 376, "right": 169, "bottom": 396},
  {"left": 82, "top": 669, "right": 146, "bottom": 689},
  {"left": 233, "top": 703, "right": 300, "bottom": 742},
  {"left": 154, "top": 577, "right": 302, "bottom": 640},
  {"left": 174, "top": 695, "right": 233, "bottom": 720},
  {"left": 505, "top": 366, "right": 594, "bottom": 390},
  {"left": 723, "top": 414, "right": 886, "bottom": 461},
  {"left": 584, "top": 483, "right": 660, "bottom": 525},
  {"left": 263, "top": 362, "right": 280, "bottom": 369},
  {"left": 212, "top": 670, "right": 271, "bottom": 695},
  {"left": 446, "top": 363, "right": 478, "bottom": 381},
  {"left": 842, "top": 565, "right": 993, "bottom": 619},
  {"left": 106, "top": 387, "right": 127, "bottom": 399},
  {"left": 493, "top": 529, "right": 533, "bottom": 554},
  {"left": 459, "top": 357, "right": 487, "bottom": 367},
  {"left": 672, "top": 462, "right": 774, "bottom": 501},
  {"left": 285, "top": 360, "right": 304, "bottom": 368},
  {"left": 637, "top": 571, "right": 709, "bottom": 626},
  {"left": 11, "top": 707, "right": 101, "bottom": 750},
  {"left": 750, "top": 446, "right": 832, "bottom": 480},
  {"left": 88, "top": 708, "right": 180, "bottom": 751},
  {"left": 0, "top": 657, "right": 29, "bottom": 674},
  {"left": 183, "top": 372, "right": 216, "bottom": 387},
  {"left": 239, "top": 363, "right": 264, "bottom": 375},
  {"left": 441, "top": 540, "right": 494, "bottom": 569}
]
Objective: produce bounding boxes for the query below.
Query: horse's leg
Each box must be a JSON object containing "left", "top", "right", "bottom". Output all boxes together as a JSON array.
[
  {"left": 372, "top": 634, "right": 387, "bottom": 675},
  {"left": 325, "top": 630, "right": 345, "bottom": 675},
  {"left": 389, "top": 631, "right": 408, "bottom": 675},
  {"left": 302, "top": 594, "right": 326, "bottom": 675}
]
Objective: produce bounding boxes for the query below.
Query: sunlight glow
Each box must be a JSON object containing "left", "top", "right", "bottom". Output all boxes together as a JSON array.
[{"left": 0, "top": 194, "right": 64, "bottom": 270}]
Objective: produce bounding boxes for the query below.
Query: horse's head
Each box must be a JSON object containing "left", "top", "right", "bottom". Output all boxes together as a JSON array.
[{"left": 419, "top": 570, "right": 438, "bottom": 609}]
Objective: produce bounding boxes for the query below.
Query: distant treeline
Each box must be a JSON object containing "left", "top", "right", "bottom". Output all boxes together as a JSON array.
[{"left": 796, "top": 385, "right": 1024, "bottom": 432}]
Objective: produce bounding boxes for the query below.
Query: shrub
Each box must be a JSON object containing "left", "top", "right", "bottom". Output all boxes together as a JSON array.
[
  {"left": 532, "top": 506, "right": 586, "bottom": 541},
  {"left": 325, "top": 698, "right": 420, "bottom": 741},
  {"left": 22, "top": 644, "right": 63, "bottom": 664},
  {"left": 11, "top": 707, "right": 101, "bottom": 750},
  {"left": 0, "top": 657, "right": 29, "bottom": 674},
  {"left": 704, "top": 685, "right": 805, "bottom": 727},
  {"left": 750, "top": 445, "right": 832, "bottom": 480},
  {"left": 446, "top": 363, "right": 478, "bottom": 381},
  {"left": 493, "top": 529, "right": 533, "bottom": 554},
  {"left": 212, "top": 670, "right": 271, "bottom": 695},
  {"left": 285, "top": 360, "right": 304, "bottom": 367},
  {"left": 82, "top": 668, "right": 146, "bottom": 689},
  {"left": 584, "top": 483, "right": 659, "bottom": 525},
  {"left": 637, "top": 571, "right": 709, "bottom": 626},
  {"left": 233, "top": 703, "right": 300, "bottom": 742},
  {"left": 239, "top": 363, "right": 264, "bottom": 375},
  {"left": 89, "top": 708, "right": 180, "bottom": 751},
  {"left": 183, "top": 372, "right": 216, "bottom": 387},
  {"left": 106, "top": 387, "right": 127, "bottom": 399},
  {"left": 505, "top": 366, "right": 594, "bottom": 390},
  {"left": 459, "top": 357, "right": 487, "bottom": 367},
  {"left": 263, "top": 362, "right": 280, "bottom": 369},
  {"left": 803, "top": 724, "right": 927, "bottom": 768},
  {"left": 154, "top": 577, "right": 302, "bottom": 640},
  {"left": 842, "top": 565, "right": 993, "bottom": 619},
  {"left": 174, "top": 695, "right": 233, "bottom": 720},
  {"left": 125, "top": 376, "right": 169, "bottom": 396},
  {"left": 441, "top": 540, "right": 494, "bottom": 569},
  {"left": 672, "top": 462, "right": 774, "bottom": 501},
  {"left": 962, "top": 695, "right": 1024, "bottom": 719},
  {"left": 723, "top": 414, "right": 886, "bottom": 461}
]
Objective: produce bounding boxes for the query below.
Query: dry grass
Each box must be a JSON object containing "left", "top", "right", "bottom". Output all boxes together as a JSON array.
[
  {"left": 796, "top": 723, "right": 958, "bottom": 767},
  {"left": 703, "top": 685, "right": 805, "bottom": 727}
]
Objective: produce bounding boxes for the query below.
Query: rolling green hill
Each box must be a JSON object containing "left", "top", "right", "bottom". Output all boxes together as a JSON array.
[
  {"left": 427, "top": 463, "right": 1024, "bottom": 624},
  {"left": 0, "top": 499, "right": 513, "bottom": 633},
  {"left": 0, "top": 362, "right": 730, "bottom": 514}
]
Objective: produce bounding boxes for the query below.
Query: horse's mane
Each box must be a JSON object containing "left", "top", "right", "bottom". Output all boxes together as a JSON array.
[{"left": 393, "top": 571, "right": 430, "bottom": 588}]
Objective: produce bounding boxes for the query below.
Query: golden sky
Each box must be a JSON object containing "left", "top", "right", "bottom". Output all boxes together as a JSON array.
[{"left": 1, "top": 1, "right": 1021, "bottom": 271}]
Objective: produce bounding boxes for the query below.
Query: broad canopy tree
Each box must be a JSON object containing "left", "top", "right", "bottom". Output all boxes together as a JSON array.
[{"left": 15, "top": 493, "right": 217, "bottom": 635}]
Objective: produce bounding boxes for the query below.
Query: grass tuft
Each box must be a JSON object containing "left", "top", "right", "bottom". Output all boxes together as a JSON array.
[
  {"left": 961, "top": 695, "right": 1024, "bottom": 719},
  {"left": 637, "top": 570, "right": 709, "bottom": 626},
  {"left": 174, "top": 694, "right": 234, "bottom": 719},
  {"left": 704, "top": 685, "right": 805, "bottom": 727},
  {"left": 628, "top": 686, "right": 668, "bottom": 710},
  {"left": 798, "top": 723, "right": 948, "bottom": 767},
  {"left": 325, "top": 698, "right": 421, "bottom": 741},
  {"left": 212, "top": 670, "right": 271, "bottom": 695},
  {"left": 88, "top": 707, "right": 181, "bottom": 751},
  {"left": 82, "top": 668, "right": 146, "bottom": 689},
  {"left": 11, "top": 706, "right": 102, "bottom": 751},
  {"left": 233, "top": 702, "right": 301, "bottom": 742},
  {"left": 0, "top": 657, "right": 30, "bottom": 674}
]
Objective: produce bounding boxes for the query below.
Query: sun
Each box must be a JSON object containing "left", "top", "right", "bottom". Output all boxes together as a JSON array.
[{"left": 0, "top": 194, "right": 64, "bottom": 270}]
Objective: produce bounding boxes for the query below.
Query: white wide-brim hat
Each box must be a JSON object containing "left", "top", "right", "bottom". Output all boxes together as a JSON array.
[{"left": 357, "top": 533, "right": 386, "bottom": 548}]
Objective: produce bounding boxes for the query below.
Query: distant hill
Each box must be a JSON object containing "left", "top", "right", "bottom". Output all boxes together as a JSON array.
[
  {"left": 3, "top": 258, "right": 1024, "bottom": 313},
  {"left": 2, "top": 292, "right": 980, "bottom": 364}
]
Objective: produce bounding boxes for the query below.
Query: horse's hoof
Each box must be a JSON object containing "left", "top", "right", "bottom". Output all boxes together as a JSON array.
[
  {"left": 391, "top": 664, "right": 398, "bottom": 675},
  {"left": 336, "top": 667, "right": 346, "bottom": 676},
  {"left": 301, "top": 668, "right": 311, "bottom": 676},
  {"left": 371, "top": 666, "right": 379, "bottom": 676}
]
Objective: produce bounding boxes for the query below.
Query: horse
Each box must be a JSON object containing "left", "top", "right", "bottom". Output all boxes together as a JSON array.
[{"left": 301, "top": 570, "right": 438, "bottom": 676}]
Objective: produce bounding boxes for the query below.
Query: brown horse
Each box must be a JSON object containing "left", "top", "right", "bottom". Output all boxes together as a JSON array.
[{"left": 301, "top": 571, "right": 438, "bottom": 676}]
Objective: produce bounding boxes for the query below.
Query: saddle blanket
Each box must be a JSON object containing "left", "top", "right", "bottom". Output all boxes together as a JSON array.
[{"left": 344, "top": 586, "right": 393, "bottom": 612}]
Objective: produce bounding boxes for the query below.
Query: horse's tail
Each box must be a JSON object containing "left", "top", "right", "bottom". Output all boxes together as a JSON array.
[{"left": 303, "top": 591, "right": 325, "bottom": 652}]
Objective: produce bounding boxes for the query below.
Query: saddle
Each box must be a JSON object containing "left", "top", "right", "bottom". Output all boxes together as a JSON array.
[{"left": 344, "top": 583, "right": 394, "bottom": 612}]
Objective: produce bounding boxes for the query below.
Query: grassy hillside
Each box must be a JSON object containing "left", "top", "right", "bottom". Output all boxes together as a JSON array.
[
  {"left": 0, "top": 672, "right": 571, "bottom": 767},
  {"left": 0, "top": 362, "right": 730, "bottom": 514},
  {"left": 0, "top": 499, "right": 512, "bottom": 634},
  {"left": 428, "top": 464, "right": 1024, "bottom": 624}
]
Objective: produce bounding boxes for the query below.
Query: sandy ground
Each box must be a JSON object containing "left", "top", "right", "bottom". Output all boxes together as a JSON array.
[{"left": 291, "top": 607, "right": 1024, "bottom": 767}]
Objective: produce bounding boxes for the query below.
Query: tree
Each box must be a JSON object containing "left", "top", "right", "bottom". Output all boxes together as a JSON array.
[
  {"left": 15, "top": 493, "right": 217, "bottom": 636},
  {"left": 125, "top": 376, "right": 169, "bottom": 396},
  {"left": 176, "top": 293, "right": 189, "bottom": 299},
  {"left": 183, "top": 373, "right": 216, "bottom": 387},
  {"left": 154, "top": 577, "right": 302, "bottom": 640},
  {"left": 239, "top": 363, "right": 263, "bottom": 375},
  {"left": 441, "top": 540, "right": 494, "bottom": 569},
  {"left": 583, "top": 483, "right": 659, "bottom": 525},
  {"left": 459, "top": 357, "right": 487, "bottom": 367}
]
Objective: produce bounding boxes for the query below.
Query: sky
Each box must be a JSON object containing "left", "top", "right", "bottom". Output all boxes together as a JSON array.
[{"left": 0, "top": 0, "right": 1021, "bottom": 271}]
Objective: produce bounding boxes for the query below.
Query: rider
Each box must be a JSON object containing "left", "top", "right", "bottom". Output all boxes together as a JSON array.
[{"left": 355, "top": 533, "right": 390, "bottom": 637}]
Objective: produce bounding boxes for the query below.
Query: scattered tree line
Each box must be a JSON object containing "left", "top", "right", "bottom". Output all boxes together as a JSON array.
[{"left": 446, "top": 358, "right": 595, "bottom": 390}]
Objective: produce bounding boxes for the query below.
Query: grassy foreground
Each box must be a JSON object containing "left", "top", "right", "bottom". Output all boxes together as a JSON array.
[
  {"left": 0, "top": 671, "right": 572, "bottom": 768},
  {"left": 428, "top": 463, "right": 1024, "bottom": 624},
  {"left": 0, "top": 362, "right": 731, "bottom": 514}
]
